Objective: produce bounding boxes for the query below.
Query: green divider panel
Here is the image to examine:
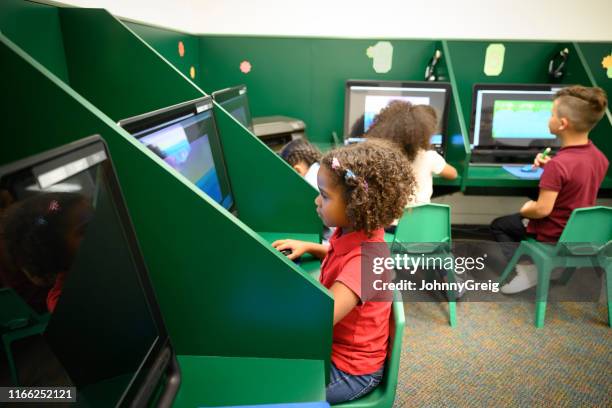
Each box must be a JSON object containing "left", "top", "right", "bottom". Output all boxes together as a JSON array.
[
  {"left": 174, "top": 356, "right": 325, "bottom": 407},
  {"left": 0, "top": 0, "right": 69, "bottom": 82},
  {"left": 1, "top": 31, "right": 333, "bottom": 370},
  {"left": 574, "top": 42, "right": 612, "bottom": 178},
  {"left": 215, "top": 104, "right": 323, "bottom": 233},
  {"left": 58, "top": 7, "right": 200, "bottom": 121},
  {"left": 56, "top": 7, "right": 322, "bottom": 235},
  {"left": 575, "top": 42, "right": 612, "bottom": 98},
  {"left": 123, "top": 20, "right": 201, "bottom": 86}
]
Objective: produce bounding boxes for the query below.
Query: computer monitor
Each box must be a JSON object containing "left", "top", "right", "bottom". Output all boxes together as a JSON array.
[
  {"left": 212, "top": 85, "right": 254, "bottom": 132},
  {"left": 119, "top": 96, "right": 235, "bottom": 211},
  {"left": 344, "top": 80, "right": 452, "bottom": 154},
  {"left": 470, "top": 84, "right": 564, "bottom": 155},
  {"left": 0, "top": 136, "right": 179, "bottom": 407}
]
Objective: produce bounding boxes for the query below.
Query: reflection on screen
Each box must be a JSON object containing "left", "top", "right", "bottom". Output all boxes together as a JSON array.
[
  {"left": 138, "top": 111, "right": 232, "bottom": 209},
  {"left": 0, "top": 150, "right": 159, "bottom": 406},
  {"left": 492, "top": 100, "right": 554, "bottom": 139}
]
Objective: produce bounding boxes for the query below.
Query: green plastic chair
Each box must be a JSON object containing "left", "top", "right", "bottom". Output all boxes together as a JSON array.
[
  {"left": 0, "top": 288, "right": 49, "bottom": 384},
  {"left": 335, "top": 291, "right": 405, "bottom": 408},
  {"left": 391, "top": 203, "right": 456, "bottom": 327},
  {"left": 498, "top": 206, "right": 612, "bottom": 328}
]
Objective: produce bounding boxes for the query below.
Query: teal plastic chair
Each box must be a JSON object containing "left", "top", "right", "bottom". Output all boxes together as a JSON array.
[
  {"left": 391, "top": 203, "right": 456, "bottom": 327},
  {"left": 499, "top": 206, "right": 612, "bottom": 328},
  {"left": 0, "top": 288, "right": 49, "bottom": 384},
  {"left": 335, "top": 291, "right": 405, "bottom": 408}
]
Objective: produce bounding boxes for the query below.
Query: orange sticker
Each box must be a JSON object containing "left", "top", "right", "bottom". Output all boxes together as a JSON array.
[
  {"left": 240, "top": 60, "right": 252, "bottom": 74},
  {"left": 190, "top": 66, "right": 196, "bottom": 79},
  {"left": 178, "top": 41, "right": 185, "bottom": 57}
]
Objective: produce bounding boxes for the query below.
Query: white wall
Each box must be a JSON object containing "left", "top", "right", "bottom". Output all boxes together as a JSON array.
[{"left": 56, "top": 0, "right": 612, "bottom": 41}]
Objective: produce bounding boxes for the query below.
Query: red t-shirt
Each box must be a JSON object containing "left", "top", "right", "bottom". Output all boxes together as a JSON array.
[
  {"left": 319, "top": 228, "right": 392, "bottom": 375},
  {"left": 528, "top": 141, "right": 609, "bottom": 242}
]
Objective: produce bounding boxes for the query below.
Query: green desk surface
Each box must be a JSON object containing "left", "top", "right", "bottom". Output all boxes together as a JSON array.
[
  {"left": 466, "top": 166, "right": 612, "bottom": 189},
  {"left": 173, "top": 355, "right": 326, "bottom": 407},
  {"left": 465, "top": 166, "right": 540, "bottom": 188},
  {"left": 258, "top": 232, "right": 320, "bottom": 245},
  {"left": 258, "top": 231, "right": 321, "bottom": 279}
]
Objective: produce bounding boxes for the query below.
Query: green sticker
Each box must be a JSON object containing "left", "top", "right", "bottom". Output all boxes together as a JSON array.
[{"left": 484, "top": 43, "right": 505, "bottom": 76}]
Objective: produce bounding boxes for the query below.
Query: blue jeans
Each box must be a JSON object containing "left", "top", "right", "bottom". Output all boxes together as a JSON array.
[{"left": 326, "top": 363, "right": 384, "bottom": 404}]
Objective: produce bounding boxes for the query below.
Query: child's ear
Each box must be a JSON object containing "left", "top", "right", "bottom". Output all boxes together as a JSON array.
[
  {"left": 292, "top": 163, "right": 308, "bottom": 176},
  {"left": 559, "top": 117, "right": 570, "bottom": 131}
]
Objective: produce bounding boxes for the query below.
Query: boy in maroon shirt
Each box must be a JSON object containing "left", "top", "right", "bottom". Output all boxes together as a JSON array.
[{"left": 491, "top": 86, "right": 609, "bottom": 294}]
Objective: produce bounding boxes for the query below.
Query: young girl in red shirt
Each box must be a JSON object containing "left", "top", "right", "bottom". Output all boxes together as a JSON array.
[{"left": 274, "top": 140, "right": 415, "bottom": 403}]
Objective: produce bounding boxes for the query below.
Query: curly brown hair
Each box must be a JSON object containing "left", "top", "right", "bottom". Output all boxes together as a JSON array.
[
  {"left": 365, "top": 100, "right": 438, "bottom": 162},
  {"left": 321, "top": 139, "right": 415, "bottom": 236},
  {"left": 279, "top": 138, "right": 322, "bottom": 167},
  {"left": 554, "top": 86, "right": 608, "bottom": 132}
]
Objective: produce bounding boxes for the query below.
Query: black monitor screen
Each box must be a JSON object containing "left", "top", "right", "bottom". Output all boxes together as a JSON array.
[
  {"left": 119, "top": 97, "right": 234, "bottom": 211},
  {"left": 212, "top": 85, "right": 254, "bottom": 132},
  {"left": 344, "top": 80, "right": 451, "bottom": 150},
  {"left": 0, "top": 137, "right": 172, "bottom": 407},
  {"left": 470, "top": 84, "right": 564, "bottom": 150}
]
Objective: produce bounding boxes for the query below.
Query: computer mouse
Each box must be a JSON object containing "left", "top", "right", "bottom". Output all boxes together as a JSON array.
[{"left": 521, "top": 165, "right": 537, "bottom": 173}]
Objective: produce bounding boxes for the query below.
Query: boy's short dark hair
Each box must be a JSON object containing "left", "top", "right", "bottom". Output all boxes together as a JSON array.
[
  {"left": 365, "top": 100, "right": 437, "bottom": 162},
  {"left": 554, "top": 86, "right": 608, "bottom": 132},
  {"left": 279, "top": 138, "right": 322, "bottom": 167},
  {"left": 321, "top": 139, "right": 415, "bottom": 235}
]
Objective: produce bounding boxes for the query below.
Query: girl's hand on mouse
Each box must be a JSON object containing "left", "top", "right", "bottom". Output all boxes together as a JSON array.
[
  {"left": 533, "top": 153, "right": 551, "bottom": 168},
  {"left": 272, "top": 239, "right": 310, "bottom": 260}
]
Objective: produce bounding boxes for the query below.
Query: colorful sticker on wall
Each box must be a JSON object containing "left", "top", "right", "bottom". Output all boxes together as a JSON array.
[
  {"left": 602, "top": 53, "right": 612, "bottom": 79},
  {"left": 367, "top": 41, "right": 393, "bottom": 74},
  {"left": 484, "top": 43, "right": 505, "bottom": 76},
  {"left": 189, "top": 66, "right": 196, "bottom": 79},
  {"left": 178, "top": 41, "right": 185, "bottom": 57},
  {"left": 240, "top": 60, "right": 252, "bottom": 74}
]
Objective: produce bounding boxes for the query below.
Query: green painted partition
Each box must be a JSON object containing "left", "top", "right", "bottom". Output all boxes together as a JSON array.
[
  {"left": 0, "top": 0, "right": 69, "bottom": 82},
  {"left": 445, "top": 40, "right": 612, "bottom": 190},
  {"left": 575, "top": 42, "right": 612, "bottom": 98},
  {"left": 55, "top": 7, "right": 322, "bottom": 235},
  {"left": 0, "top": 7, "right": 332, "bottom": 401}
]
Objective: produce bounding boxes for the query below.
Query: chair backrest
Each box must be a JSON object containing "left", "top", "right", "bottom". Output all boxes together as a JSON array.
[
  {"left": 558, "top": 206, "right": 612, "bottom": 244},
  {"left": 379, "top": 291, "right": 405, "bottom": 405},
  {"left": 394, "top": 203, "right": 451, "bottom": 243}
]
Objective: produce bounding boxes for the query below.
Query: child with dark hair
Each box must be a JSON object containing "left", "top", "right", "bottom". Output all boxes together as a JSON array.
[
  {"left": 273, "top": 140, "right": 415, "bottom": 403},
  {"left": 366, "top": 101, "right": 457, "bottom": 205},
  {"left": 279, "top": 138, "right": 323, "bottom": 189},
  {"left": 492, "top": 85, "right": 609, "bottom": 293},
  {"left": 0, "top": 192, "right": 92, "bottom": 312}
]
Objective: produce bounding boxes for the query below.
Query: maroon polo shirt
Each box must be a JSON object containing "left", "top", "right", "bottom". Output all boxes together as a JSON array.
[{"left": 528, "top": 141, "right": 609, "bottom": 242}]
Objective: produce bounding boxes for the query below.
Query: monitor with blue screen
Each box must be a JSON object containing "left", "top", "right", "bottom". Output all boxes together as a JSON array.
[
  {"left": 119, "top": 97, "right": 235, "bottom": 211},
  {"left": 470, "top": 84, "right": 564, "bottom": 151}
]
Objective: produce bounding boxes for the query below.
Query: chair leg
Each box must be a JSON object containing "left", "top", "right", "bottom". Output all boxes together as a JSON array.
[
  {"left": 604, "top": 261, "right": 612, "bottom": 328},
  {"left": 448, "top": 301, "right": 457, "bottom": 327},
  {"left": 558, "top": 267, "right": 576, "bottom": 285},
  {"left": 535, "top": 261, "right": 552, "bottom": 328},
  {"left": 499, "top": 245, "right": 527, "bottom": 285}
]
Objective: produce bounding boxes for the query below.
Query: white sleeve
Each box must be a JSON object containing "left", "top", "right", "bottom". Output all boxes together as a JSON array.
[{"left": 426, "top": 150, "right": 447, "bottom": 175}]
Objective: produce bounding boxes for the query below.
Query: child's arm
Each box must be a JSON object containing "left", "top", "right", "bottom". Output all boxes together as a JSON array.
[
  {"left": 329, "top": 282, "right": 360, "bottom": 325},
  {"left": 519, "top": 189, "right": 559, "bottom": 219},
  {"left": 272, "top": 239, "right": 329, "bottom": 260},
  {"left": 438, "top": 163, "right": 458, "bottom": 180}
]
